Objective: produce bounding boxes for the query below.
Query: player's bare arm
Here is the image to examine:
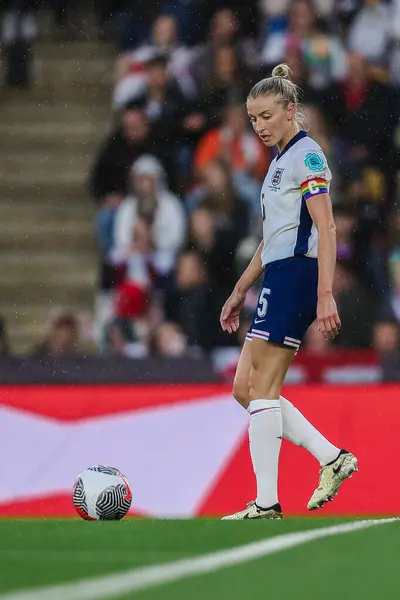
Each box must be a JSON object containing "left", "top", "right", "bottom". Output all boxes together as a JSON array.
[
  {"left": 306, "top": 192, "right": 341, "bottom": 339},
  {"left": 220, "top": 241, "right": 264, "bottom": 334}
]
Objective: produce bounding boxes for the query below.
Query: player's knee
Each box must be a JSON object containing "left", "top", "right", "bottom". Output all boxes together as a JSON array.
[
  {"left": 232, "top": 377, "right": 250, "bottom": 409},
  {"left": 249, "top": 366, "right": 281, "bottom": 400}
]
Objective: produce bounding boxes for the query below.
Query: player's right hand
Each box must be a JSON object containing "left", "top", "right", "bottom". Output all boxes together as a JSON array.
[{"left": 220, "top": 289, "right": 246, "bottom": 334}]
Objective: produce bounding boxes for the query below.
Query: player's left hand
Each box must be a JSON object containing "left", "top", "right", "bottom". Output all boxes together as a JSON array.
[
  {"left": 220, "top": 288, "right": 245, "bottom": 334},
  {"left": 317, "top": 294, "right": 341, "bottom": 340}
]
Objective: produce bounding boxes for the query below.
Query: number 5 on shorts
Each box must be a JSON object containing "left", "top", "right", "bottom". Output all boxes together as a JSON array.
[{"left": 257, "top": 288, "right": 270, "bottom": 318}]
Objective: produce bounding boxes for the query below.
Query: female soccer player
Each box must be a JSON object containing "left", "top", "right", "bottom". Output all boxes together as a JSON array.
[{"left": 220, "top": 64, "right": 358, "bottom": 520}]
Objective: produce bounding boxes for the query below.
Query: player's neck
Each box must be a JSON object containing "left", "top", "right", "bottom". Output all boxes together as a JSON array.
[{"left": 277, "top": 125, "right": 301, "bottom": 154}]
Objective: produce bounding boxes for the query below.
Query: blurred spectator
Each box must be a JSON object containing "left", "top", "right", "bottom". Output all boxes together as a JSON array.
[
  {"left": 322, "top": 52, "right": 398, "bottom": 179},
  {"left": 379, "top": 249, "right": 400, "bottom": 324},
  {"left": 111, "top": 0, "right": 160, "bottom": 52},
  {"left": 304, "top": 104, "right": 333, "bottom": 163},
  {"left": 95, "top": 191, "right": 125, "bottom": 290},
  {"left": 113, "top": 14, "right": 196, "bottom": 109},
  {"left": 32, "top": 312, "right": 80, "bottom": 358},
  {"left": 368, "top": 208, "right": 400, "bottom": 296},
  {"left": 195, "top": 42, "right": 255, "bottom": 126},
  {"left": 187, "top": 161, "right": 250, "bottom": 267},
  {"left": 90, "top": 101, "right": 158, "bottom": 202},
  {"left": 1, "top": 0, "right": 36, "bottom": 87},
  {"left": 260, "top": 0, "right": 346, "bottom": 90},
  {"left": 372, "top": 318, "right": 400, "bottom": 355},
  {"left": 303, "top": 321, "right": 333, "bottom": 354},
  {"left": 164, "top": 249, "right": 214, "bottom": 349},
  {"left": 0, "top": 317, "right": 10, "bottom": 357},
  {"left": 163, "top": 0, "right": 209, "bottom": 46},
  {"left": 113, "top": 215, "right": 153, "bottom": 321},
  {"left": 333, "top": 262, "right": 375, "bottom": 348},
  {"left": 113, "top": 155, "right": 186, "bottom": 280},
  {"left": 348, "top": 0, "right": 391, "bottom": 65},
  {"left": 194, "top": 8, "right": 259, "bottom": 78},
  {"left": 334, "top": 205, "right": 357, "bottom": 262},
  {"left": 150, "top": 321, "right": 189, "bottom": 357},
  {"left": 193, "top": 101, "right": 271, "bottom": 215},
  {"left": 104, "top": 317, "right": 148, "bottom": 358},
  {"left": 123, "top": 52, "right": 191, "bottom": 185}
]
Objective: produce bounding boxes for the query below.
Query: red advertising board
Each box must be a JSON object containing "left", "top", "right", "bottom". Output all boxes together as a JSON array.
[{"left": 0, "top": 384, "right": 399, "bottom": 517}]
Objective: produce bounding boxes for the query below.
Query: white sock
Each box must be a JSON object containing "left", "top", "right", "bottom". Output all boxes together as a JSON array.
[
  {"left": 280, "top": 395, "right": 340, "bottom": 466},
  {"left": 248, "top": 399, "right": 282, "bottom": 508}
]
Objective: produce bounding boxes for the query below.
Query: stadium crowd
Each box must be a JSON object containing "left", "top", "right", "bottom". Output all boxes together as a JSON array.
[{"left": 86, "top": 0, "right": 400, "bottom": 365}]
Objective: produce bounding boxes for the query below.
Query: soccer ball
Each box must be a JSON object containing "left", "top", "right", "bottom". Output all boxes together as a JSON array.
[{"left": 72, "top": 465, "right": 132, "bottom": 520}]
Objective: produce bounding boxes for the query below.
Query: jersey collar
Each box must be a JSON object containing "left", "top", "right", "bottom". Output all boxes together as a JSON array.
[{"left": 276, "top": 130, "right": 308, "bottom": 161}]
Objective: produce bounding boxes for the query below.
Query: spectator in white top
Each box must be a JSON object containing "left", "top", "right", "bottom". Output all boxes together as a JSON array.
[
  {"left": 113, "top": 155, "right": 186, "bottom": 278},
  {"left": 113, "top": 14, "right": 195, "bottom": 109},
  {"left": 348, "top": 0, "right": 392, "bottom": 65}
]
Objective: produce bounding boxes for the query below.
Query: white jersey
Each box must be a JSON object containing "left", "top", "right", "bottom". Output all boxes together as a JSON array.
[{"left": 260, "top": 131, "right": 331, "bottom": 267}]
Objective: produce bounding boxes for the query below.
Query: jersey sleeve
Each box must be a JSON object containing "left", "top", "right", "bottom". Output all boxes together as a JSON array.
[{"left": 291, "top": 148, "right": 331, "bottom": 201}]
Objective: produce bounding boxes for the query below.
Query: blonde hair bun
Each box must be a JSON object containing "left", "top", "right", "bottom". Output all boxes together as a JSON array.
[{"left": 272, "top": 64, "right": 292, "bottom": 80}]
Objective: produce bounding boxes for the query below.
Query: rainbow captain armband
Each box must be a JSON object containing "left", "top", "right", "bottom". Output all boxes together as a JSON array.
[{"left": 301, "top": 177, "right": 328, "bottom": 201}]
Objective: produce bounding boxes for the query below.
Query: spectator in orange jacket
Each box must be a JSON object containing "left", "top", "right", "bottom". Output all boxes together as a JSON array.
[{"left": 193, "top": 101, "right": 272, "bottom": 216}]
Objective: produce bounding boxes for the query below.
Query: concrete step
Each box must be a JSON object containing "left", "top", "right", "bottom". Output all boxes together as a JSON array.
[
  {"left": 35, "top": 41, "right": 114, "bottom": 61},
  {"left": 0, "top": 277, "right": 96, "bottom": 306},
  {"left": 0, "top": 172, "right": 90, "bottom": 199},
  {"left": 0, "top": 102, "right": 109, "bottom": 123},
  {"left": 34, "top": 57, "right": 113, "bottom": 88},
  {"left": 0, "top": 84, "right": 111, "bottom": 104},
  {"left": 0, "top": 250, "right": 96, "bottom": 278},
  {"left": 0, "top": 123, "right": 108, "bottom": 154},
  {"left": 0, "top": 222, "right": 95, "bottom": 252},
  {"left": 0, "top": 180, "right": 89, "bottom": 200},
  {"left": 0, "top": 200, "right": 95, "bottom": 222},
  {"left": 0, "top": 149, "right": 94, "bottom": 178}
]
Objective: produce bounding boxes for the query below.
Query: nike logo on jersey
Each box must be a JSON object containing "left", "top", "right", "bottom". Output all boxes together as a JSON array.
[{"left": 254, "top": 319, "right": 265, "bottom": 324}]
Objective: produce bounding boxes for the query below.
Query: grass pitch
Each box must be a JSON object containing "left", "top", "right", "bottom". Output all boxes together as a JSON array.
[{"left": 0, "top": 518, "right": 398, "bottom": 599}]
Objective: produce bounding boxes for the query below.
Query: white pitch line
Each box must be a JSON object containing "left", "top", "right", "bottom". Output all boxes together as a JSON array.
[{"left": 0, "top": 518, "right": 397, "bottom": 600}]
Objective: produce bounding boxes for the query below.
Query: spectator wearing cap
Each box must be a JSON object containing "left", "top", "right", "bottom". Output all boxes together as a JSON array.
[
  {"left": 126, "top": 52, "right": 189, "bottom": 186},
  {"left": 113, "top": 14, "right": 196, "bottom": 109}
]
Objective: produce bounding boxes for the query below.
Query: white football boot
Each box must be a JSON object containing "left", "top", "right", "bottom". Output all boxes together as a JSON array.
[
  {"left": 307, "top": 451, "right": 358, "bottom": 510},
  {"left": 222, "top": 501, "right": 283, "bottom": 520}
]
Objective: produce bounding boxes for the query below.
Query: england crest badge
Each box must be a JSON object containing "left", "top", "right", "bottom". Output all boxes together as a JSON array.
[{"left": 271, "top": 168, "right": 284, "bottom": 187}]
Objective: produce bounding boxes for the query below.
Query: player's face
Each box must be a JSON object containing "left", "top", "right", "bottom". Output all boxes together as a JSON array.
[{"left": 247, "top": 94, "right": 295, "bottom": 149}]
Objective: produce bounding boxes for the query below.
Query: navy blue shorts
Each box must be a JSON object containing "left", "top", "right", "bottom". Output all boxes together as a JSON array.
[{"left": 246, "top": 256, "right": 318, "bottom": 350}]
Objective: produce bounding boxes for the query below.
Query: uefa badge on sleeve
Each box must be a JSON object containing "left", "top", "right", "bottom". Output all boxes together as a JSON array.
[{"left": 304, "top": 153, "right": 325, "bottom": 172}]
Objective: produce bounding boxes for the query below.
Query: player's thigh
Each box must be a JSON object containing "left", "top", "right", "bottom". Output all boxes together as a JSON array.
[
  {"left": 232, "top": 340, "right": 252, "bottom": 409},
  {"left": 249, "top": 338, "right": 296, "bottom": 401}
]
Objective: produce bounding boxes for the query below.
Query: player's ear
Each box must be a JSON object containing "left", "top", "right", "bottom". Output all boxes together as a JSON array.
[{"left": 287, "top": 103, "right": 295, "bottom": 121}]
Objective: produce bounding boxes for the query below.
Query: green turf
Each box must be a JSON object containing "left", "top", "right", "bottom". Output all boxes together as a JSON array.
[{"left": 0, "top": 518, "right": 398, "bottom": 599}]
